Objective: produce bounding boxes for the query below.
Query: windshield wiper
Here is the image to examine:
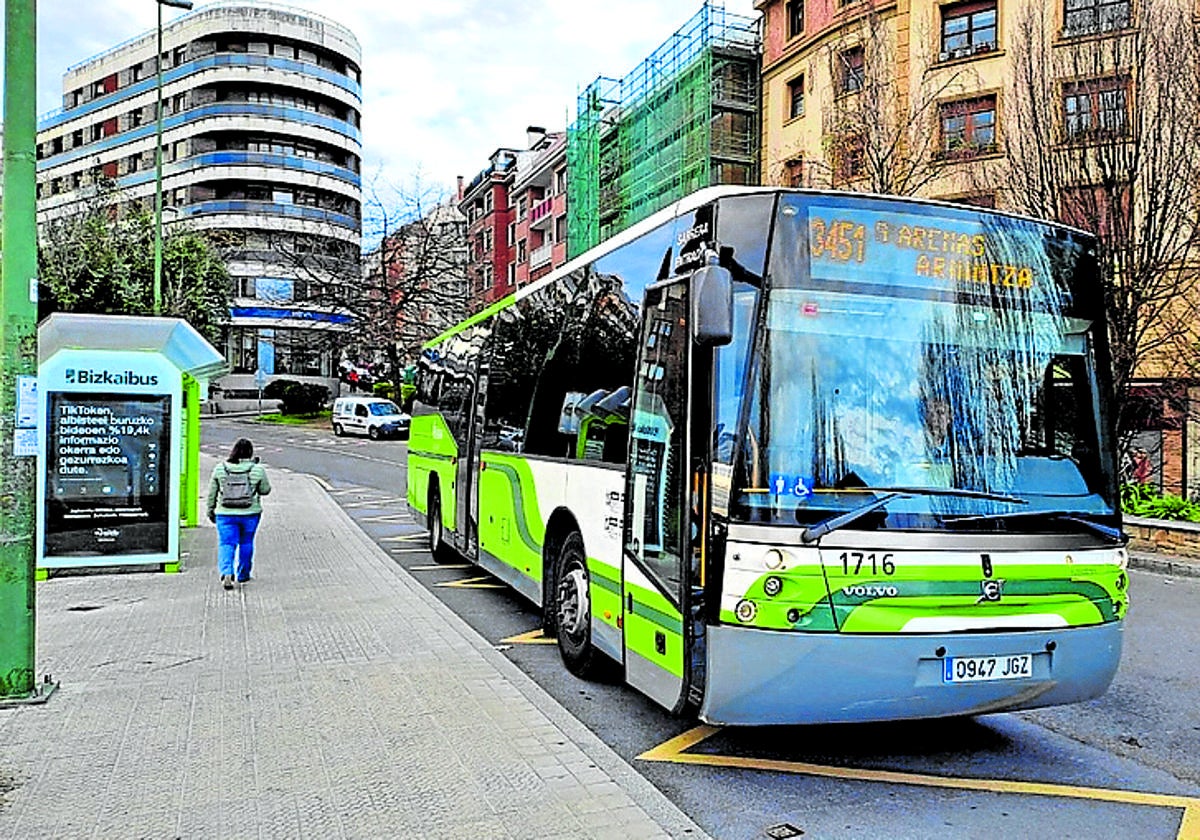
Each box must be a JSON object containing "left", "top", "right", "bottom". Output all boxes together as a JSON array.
[
  {"left": 799, "top": 487, "right": 1028, "bottom": 545},
  {"left": 944, "top": 510, "right": 1124, "bottom": 542}
]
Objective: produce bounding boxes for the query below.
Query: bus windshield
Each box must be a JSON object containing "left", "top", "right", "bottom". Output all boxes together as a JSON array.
[{"left": 731, "top": 195, "right": 1116, "bottom": 531}]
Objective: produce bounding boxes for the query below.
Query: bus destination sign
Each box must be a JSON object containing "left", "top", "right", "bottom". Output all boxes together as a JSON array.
[{"left": 806, "top": 204, "right": 1041, "bottom": 296}]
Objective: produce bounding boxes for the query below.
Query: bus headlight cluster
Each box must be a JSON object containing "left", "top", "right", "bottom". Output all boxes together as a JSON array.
[
  {"left": 735, "top": 599, "right": 757, "bottom": 622},
  {"left": 763, "top": 576, "right": 783, "bottom": 597},
  {"left": 763, "top": 548, "right": 786, "bottom": 570}
]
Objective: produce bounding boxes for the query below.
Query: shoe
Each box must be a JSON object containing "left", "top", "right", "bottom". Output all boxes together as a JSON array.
[
  {"left": 222, "top": 575, "right": 234, "bottom": 590},
  {"left": 236, "top": 576, "right": 250, "bottom": 583}
]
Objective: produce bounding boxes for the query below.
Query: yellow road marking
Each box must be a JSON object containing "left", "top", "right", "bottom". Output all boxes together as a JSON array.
[
  {"left": 501, "top": 629, "right": 557, "bottom": 645},
  {"left": 639, "top": 726, "right": 1200, "bottom": 840},
  {"left": 409, "top": 564, "right": 472, "bottom": 571},
  {"left": 435, "top": 576, "right": 504, "bottom": 590}
]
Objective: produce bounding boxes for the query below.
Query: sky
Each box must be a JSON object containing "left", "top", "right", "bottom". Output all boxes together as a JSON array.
[{"left": 14, "top": 0, "right": 758, "bottom": 203}]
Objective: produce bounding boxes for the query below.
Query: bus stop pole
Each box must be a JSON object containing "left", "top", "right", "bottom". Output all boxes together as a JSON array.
[{"left": 0, "top": 0, "right": 41, "bottom": 701}]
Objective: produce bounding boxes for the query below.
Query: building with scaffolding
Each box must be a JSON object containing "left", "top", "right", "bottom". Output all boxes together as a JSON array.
[{"left": 566, "top": 2, "right": 760, "bottom": 258}]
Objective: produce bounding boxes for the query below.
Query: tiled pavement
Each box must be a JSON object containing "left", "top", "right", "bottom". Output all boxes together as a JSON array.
[{"left": 0, "top": 455, "right": 710, "bottom": 839}]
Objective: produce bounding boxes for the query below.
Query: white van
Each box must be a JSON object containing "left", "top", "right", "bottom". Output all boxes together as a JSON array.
[{"left": 331, "top": 396, "right": 411, "bottom": 440}]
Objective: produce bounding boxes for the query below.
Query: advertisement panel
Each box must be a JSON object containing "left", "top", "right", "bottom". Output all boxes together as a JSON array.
[
  {"left": 37, "top": 350, "right": 181, "bottom": 568},
  {"left": 44, "top": 392, "right": 171, "bottom": 556}
]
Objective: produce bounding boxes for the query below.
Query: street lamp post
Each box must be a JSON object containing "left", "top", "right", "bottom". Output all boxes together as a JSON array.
[{"left": 153, "top": 0, "right": 193, "bottom": 316}]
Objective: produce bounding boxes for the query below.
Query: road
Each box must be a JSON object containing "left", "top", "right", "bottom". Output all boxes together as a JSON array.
[{"left": 203, "top": 418, "right": 1200, "bottom": 840}]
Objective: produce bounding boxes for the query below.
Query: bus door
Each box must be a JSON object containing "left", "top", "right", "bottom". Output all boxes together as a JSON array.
[
  {"left": 452, "top": 357, "right": 481, "bottom": 561},
  {"left": 623, "top": 280, "right": 693, "bottom": 713}
]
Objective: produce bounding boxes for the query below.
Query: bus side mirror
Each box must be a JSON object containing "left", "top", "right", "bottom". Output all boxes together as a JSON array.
[{"left": 691, "top": 264, "right": 733, "bottom": 346}]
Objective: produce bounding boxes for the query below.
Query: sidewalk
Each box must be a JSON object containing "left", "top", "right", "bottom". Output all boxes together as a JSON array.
[{"left": 0, "top": 457, "right": 709, "bottom": 839}]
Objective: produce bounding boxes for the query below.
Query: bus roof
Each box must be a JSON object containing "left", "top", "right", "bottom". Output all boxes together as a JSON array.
[{"left": 423, "top": 186, "right": 1095, "bottom": 350}]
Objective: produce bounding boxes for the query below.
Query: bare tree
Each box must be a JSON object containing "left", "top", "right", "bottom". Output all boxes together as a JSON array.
[
  {"left": 356, "top": 176, "right": 470, "bottom": 384},
  {"left": 257, "top": 174, "right": 469, "bottom": 388},
  {"left": 998, "top": 0, "right": 1200, "bottom": 470},
  {"left": 797, "top": 9, "right": 976, "bottom": 194}
]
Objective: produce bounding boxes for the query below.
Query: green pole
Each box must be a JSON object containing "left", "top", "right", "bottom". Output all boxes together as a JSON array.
[
  {"left": 1, "top": 0, "right": 39, "bottom": 700},
  {"left": 153, "top": 0, "right": 164, "bottom": 316}
]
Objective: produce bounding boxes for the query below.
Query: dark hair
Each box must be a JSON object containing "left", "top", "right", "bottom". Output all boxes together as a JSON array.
[{"left": 228, "top": 438, "right": 254, "bottom": 463}]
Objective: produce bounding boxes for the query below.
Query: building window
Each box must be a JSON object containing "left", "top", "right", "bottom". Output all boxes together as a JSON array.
[
  {"left": 784, "top": 157, "right": 804, "bottom": 187},
  {"left": 517, "top": 239, "right": 527, "bottom": 262},
  {"left": 839, "top": 46, "right": 865, "bottom": 94},
  {"left": 507, "top": 222, "right": 515, "bottom": 246},
  {"left": 507, "top": 263, "right": 516, "bottom": 286},
  {"left": 834, "top": 135, "right": 865, "bottom": 182},
  {"left": 556, "top": 168, "right": 567, "bottom": 194},
  {"left": 945, "top": 192, "right": 997, "bottom": 209},
  {"left": 787, "top": 75, "right": 806, "bottom": 119},
  {"left": 940, "top": 1, "right": 997, "bottom": 61},
  {"left": 787, "top": 0, "right": 805, "bottom": 38},
  {"left": 940, "top": 95, "right": 997, "bottom": 158},
  {"left": 555, "top": 214, "right": 567, "bottom": 244},
  {"left": 1062, "top": 0, "right": 1131, "bottom": 37},
  {"left": 1063, "top": 77, "right": 1128, "bottom": 140},
  {"left": 484, "top": 191, "right": 493, "bottom": 213}
]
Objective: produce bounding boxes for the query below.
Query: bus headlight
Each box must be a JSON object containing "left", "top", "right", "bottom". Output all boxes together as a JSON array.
[
  {"left": 735, "top": 599, "right": 757, "bottom": 622},
  {"left": 763, "top": 576, "right": 783, "bottom": 597}
]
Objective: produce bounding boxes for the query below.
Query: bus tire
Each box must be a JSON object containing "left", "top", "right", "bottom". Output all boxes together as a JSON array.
[
  {"left": 428, "top": 487, "right": 453, "bottom": 564},
  {"left": 555, "top": 532, "right": 600, "bottom": 678}
]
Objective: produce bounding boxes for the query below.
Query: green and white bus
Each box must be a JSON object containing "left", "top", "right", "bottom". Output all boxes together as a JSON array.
[{"left": 407, "top": 187, "right": 1127, "bottom": 725}]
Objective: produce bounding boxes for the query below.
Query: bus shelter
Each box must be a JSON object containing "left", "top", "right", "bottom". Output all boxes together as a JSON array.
[{"left": 37, "top": 314, "right": 227, "bottom": 574}]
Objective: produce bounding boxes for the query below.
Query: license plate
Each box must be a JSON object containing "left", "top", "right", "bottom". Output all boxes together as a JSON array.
[{"left": 943, "top": 654, "right": 1033, "bottom": 683}]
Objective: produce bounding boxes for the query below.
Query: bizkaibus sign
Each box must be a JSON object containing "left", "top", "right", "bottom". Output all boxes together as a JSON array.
[{"left": 37, "top": 350, "right": 181, "bottom": 568}]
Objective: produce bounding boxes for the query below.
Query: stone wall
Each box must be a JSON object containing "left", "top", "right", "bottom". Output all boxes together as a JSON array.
[{"left": 1125, "top": 516, "right": 1200, "bottom": 576}]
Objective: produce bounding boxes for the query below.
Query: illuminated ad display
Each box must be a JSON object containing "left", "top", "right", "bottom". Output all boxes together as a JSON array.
[
  {"left": 38, "top": 351, "right": 181, "bottom": 567},
  {"left": 805, "top": 202, "right": 1043, "bottom": 297}
]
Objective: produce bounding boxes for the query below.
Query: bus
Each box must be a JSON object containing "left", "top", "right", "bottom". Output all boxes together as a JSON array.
[{"left": 407, "top": 186, "right": 1127, "bottom": 725}]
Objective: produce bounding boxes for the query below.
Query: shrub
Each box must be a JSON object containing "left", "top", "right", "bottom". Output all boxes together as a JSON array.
[
  {"left": 262, "top": 379, "right": 329, "bottom": 415},
  {"left": 372, "top": 380, "right": 395, "bottom": 400},
  {"left": 1121, "top": 483, "right": 1200, "bottom": 523}
]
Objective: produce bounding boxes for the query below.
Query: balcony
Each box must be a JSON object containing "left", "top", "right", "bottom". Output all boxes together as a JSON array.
[
  {"left": 529, "top": 194, "right": 554, "bottom": 229},
  {"left": 530, "top": 242, "right": 553, "bottom": 269}
]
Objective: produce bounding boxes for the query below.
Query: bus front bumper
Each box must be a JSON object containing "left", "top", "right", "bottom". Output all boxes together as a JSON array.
[{"left": 697, "top": 620, "right": 1123, "bottom": 726}]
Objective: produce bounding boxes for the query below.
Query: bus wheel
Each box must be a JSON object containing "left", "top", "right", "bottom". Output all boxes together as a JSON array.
[
  {"left": 555, "top": 532, "right": 599, "bottom": 678},
  {"left": 428, "top": 488, "right": 452, "bottom": 563}
]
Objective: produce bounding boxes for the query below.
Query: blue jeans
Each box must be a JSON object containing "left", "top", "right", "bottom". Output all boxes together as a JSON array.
[{"left": 215, "top": 513, "right": 261, "bottom": 581}]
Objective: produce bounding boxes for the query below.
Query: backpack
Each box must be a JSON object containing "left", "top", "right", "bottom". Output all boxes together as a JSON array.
[{"left": 221, "top": 467, "right": 256, "bottom": 509}]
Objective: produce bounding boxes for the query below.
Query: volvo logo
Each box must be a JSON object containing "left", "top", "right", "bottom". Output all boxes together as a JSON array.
[{"left": 978, "top": 579, "right": 1004, "bottom": 603}]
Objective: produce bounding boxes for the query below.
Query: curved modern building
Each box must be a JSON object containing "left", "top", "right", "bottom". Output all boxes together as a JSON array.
[{"left": 36, "top": 1, "right": 362, "bottom": 404}]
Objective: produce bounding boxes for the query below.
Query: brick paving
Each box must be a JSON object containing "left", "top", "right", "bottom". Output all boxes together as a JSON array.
[{"left": 0, "top": 457, "right": 709, "bottom": 839}]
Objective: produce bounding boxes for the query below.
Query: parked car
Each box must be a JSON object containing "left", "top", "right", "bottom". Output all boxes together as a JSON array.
[{"left": 331, "top": 396, "right": 410, "bottom": 440}]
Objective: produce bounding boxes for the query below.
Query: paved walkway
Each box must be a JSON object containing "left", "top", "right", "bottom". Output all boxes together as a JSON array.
[{"left": 0, "top": 457, "right": 709, "bottom": 839}]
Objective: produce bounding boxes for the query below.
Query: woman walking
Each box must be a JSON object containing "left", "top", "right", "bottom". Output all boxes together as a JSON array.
[{"left": 207, "top": 438, "right": 271, "bottom": 590}]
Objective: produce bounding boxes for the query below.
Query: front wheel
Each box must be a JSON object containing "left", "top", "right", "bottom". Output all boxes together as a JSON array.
[
  {"left": 555, "top": 532, "right": 601, "bottom": 678},
  {"left": 427, "top": 488, "right": 454, "bottom": 563},
  {"left": 333, "top": 423, "right": 344, "bottom": 436},
  {"left": 368, "top": 425, "right": 380, "bottom": 440}
]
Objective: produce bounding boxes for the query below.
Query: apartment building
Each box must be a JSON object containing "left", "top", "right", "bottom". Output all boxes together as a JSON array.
[
  {"left": 755, "top": 0, "right": 1200, "bottom": 497},
  {"left": 36, "top": 1, "right": 363, "bottom": 405},
  {"left": 509, "top": 129, "right": 569, "bottom": 288},
  {"left": 460, "top": 128, "right": 571, "bottom": 309},
  {"left": 460, "top": 147, "right": 517, "bottom": 309}
]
